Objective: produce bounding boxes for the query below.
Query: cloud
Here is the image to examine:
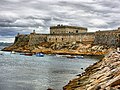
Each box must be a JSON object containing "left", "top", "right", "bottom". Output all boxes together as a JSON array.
[
  {"left": 0, "top": 0, "right": 120, "bottom": 42},
  {"left": 89, "top": 19, "right": 108, "bottom": 26},
  {"left": 0, "top": 36, "right": 15, "bottom": 43}
]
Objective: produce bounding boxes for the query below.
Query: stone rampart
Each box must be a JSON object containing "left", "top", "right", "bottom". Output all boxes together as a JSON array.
[
  {"left": 94, "top": 28, "right": 120, "bottom": 47},
  {"left": 14, "top": 34, "right": 30, "bottom": 47},
  {"left": 14, "top": 33, "right": 48, "bottom": 47},
  {"left": 28, "top": 33, "right": 47, "bottom": 46},
  {"left": 47, "top": 33, "right": 95, "bottom": 44},
  {"left": 13, "top": 26, "right": 120, "bottom": 48}
]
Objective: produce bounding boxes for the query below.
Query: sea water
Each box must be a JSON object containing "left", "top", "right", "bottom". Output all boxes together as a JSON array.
[{"left": 0, "top": 46, "right": 100, "bottom": 90}]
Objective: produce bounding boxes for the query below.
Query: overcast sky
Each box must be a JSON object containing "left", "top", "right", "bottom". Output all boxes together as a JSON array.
[{"left": 0, "top": 0, "right": 120, "bottom": 42}]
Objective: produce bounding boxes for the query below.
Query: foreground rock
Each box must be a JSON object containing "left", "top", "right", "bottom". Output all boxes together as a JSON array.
[{"left": 63, "top": 51, "right": 120, "bottom": 90}]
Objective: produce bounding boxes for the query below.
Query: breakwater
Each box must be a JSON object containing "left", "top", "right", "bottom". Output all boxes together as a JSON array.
[{"left": 63, "top": 51, "right": 120, "bottom": 90}]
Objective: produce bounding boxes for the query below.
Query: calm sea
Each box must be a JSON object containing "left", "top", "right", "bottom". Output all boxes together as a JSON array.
[{"left": 0, "top": 46, "right": 100, "bottom": 90}]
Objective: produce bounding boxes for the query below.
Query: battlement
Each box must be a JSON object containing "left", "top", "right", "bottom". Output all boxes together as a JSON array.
[
  {"left": 96, "top": 29, "right": 118, "bottom": 33},
  {"left": 50, "top": 25, "right": 87, "bottom": 30}
]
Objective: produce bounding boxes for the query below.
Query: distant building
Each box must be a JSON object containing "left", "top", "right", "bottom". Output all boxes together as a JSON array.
[
  {"left": 48, "top": 25, "right": 94, "bottom": 43},
  {"left": 50, "top": 25, "right": 87, "bottom": 34},
  {"left": 15, "top": 25, "right": 120, "bottom": 47}
]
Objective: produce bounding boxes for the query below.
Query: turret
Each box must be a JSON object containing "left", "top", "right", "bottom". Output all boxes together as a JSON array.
[
  {"left": 17, "top": 33, "right": 20, "bottom": 36},
  {"left": 30, "top": 30, "right": 36, "bottom": 35},
  {"left": 33, "top": 30, "right": 35, "bottom": 34},
  {"left": 118, "top": 27, "right": 120, "bottom": 31}
]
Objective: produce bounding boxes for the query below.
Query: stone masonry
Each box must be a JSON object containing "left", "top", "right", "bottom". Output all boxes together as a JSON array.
[
  {"left": 50, "top": 24, "right": 87, "bottom": 34},
  {"left": 14, "top": 25, "right": 120, "bottom": 47},
  {"left": 94, "top": 28, "right": 120, "bottom": 47},
  {"left": 47, "top": 33, "right": 94, "bottom": 44}
]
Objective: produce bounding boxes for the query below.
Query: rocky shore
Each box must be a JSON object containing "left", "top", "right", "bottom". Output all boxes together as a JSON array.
[
  {"left": 63, "top": 51, "right": 120, "bottom": 90},
  {"left": 2, "top": 42, "right": 113, "bottom": 56}
]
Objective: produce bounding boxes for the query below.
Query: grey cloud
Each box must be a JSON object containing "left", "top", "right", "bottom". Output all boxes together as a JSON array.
[
  {"left": 0, "top": 27, "right": 18, "bottom": 36},
  {"left": 98, "top": 0, "right": 120, "bottom": 8},
  {"left": 0, "top": 0, "right": 120, "bottom": 42}
]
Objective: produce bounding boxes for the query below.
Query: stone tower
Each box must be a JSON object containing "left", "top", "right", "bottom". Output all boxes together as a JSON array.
[{"left": 50, "top": 25, "right": 87, "bottom": 34}]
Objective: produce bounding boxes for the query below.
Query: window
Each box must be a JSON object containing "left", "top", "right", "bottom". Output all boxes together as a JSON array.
[
  {"left": 62, "top": 38, "right": 63, "bottom": 41},
  {"left": 76, "top": 30, "right": 78, "bottom": 33}
]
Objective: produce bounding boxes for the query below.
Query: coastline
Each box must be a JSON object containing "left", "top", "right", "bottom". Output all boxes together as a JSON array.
[
  {"left": 63, "top": 51, "right": 120, "bottom": 90},
  {"left": 2, "top": 42, "right": 119, "bottom": 90},
  {"left": 2, "top": 47, "right": 109, "bottom": 56},
  {"left": 2, "top": 42, "right": 113, "bottom": 56}
]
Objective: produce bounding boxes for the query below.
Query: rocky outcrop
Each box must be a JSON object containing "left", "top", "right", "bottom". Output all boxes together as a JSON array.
[
  {"left": 30, "top": 42, "right": 111, "bottom": 55},
  {"left": 3, "top": 35, "right": 30, "bottom": 52},
  {"left": 2, "top": 31, "right": 114, "bottom": 55},
  {"left": 63, "top": 51, "right": 120, "bottom": 90},
  {"left": 3, "top": 40, "right": 112, "bottom": 55}
]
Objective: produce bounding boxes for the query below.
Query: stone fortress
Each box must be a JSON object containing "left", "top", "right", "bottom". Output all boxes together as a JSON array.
[{"left": 14, "top": 24, "right": 120, "bottom": 48}]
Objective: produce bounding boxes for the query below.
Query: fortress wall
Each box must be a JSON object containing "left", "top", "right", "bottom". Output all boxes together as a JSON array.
[
  {"left": 14, "top": 34, "right": 30, "bottom": 47},
  {"left": 13, "top": 26, "right": 120, "bottom": 48},
  {"left": 47, "top": 33, "right": 95, "bottom": 44},
  {"left": 47, "top": 34, "right": 73, "bottom": 43},
  {"left": 82, "top": 33, "right": 95, "bottom": 44},
  {"left": 94, "top": 29, "right": 120, "bottom": 47},
  {"left": 28, "top": 34, "right": 47, "bottom": 46}
]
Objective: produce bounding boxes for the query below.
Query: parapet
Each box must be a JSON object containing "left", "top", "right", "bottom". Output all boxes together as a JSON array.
[{"left": 50, "top": 25, "right": 87, "bottom": 30}]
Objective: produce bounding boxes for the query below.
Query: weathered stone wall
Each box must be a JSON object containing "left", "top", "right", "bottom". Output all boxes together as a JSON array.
[
  {"left": 47, "top": 33, "right": 95, "bottom": 44},
  {"left": 94, "top": 28, "right": 120, "bottom": 47},
  {"left": 13, "top": 26, "right": 120, "bottom": 48},
  {"left": 14, "top": 34, "right": 30, "bottom": 47},
  {"left": 14, "top": 33, "right": 47, "bottom": 47},
  {"left": 82, "top": 33, "right": 95, "bottom": 44},
  {"left": 50, "top": 25, "right": 87, "bottom": 34},
  {"left": 28, "top": 33, "right": 47, "bottom": 46}
]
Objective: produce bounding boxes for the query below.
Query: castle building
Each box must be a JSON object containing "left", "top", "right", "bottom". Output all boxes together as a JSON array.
[
  {"left": 47, "top": 25, "right": 95, "bottom": 44},
  {"left": 14, "top": 25, "right": 120, "bottom": 47},
  {"left": 50, "top": 24, "right": 87, "bottom": 34}
]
